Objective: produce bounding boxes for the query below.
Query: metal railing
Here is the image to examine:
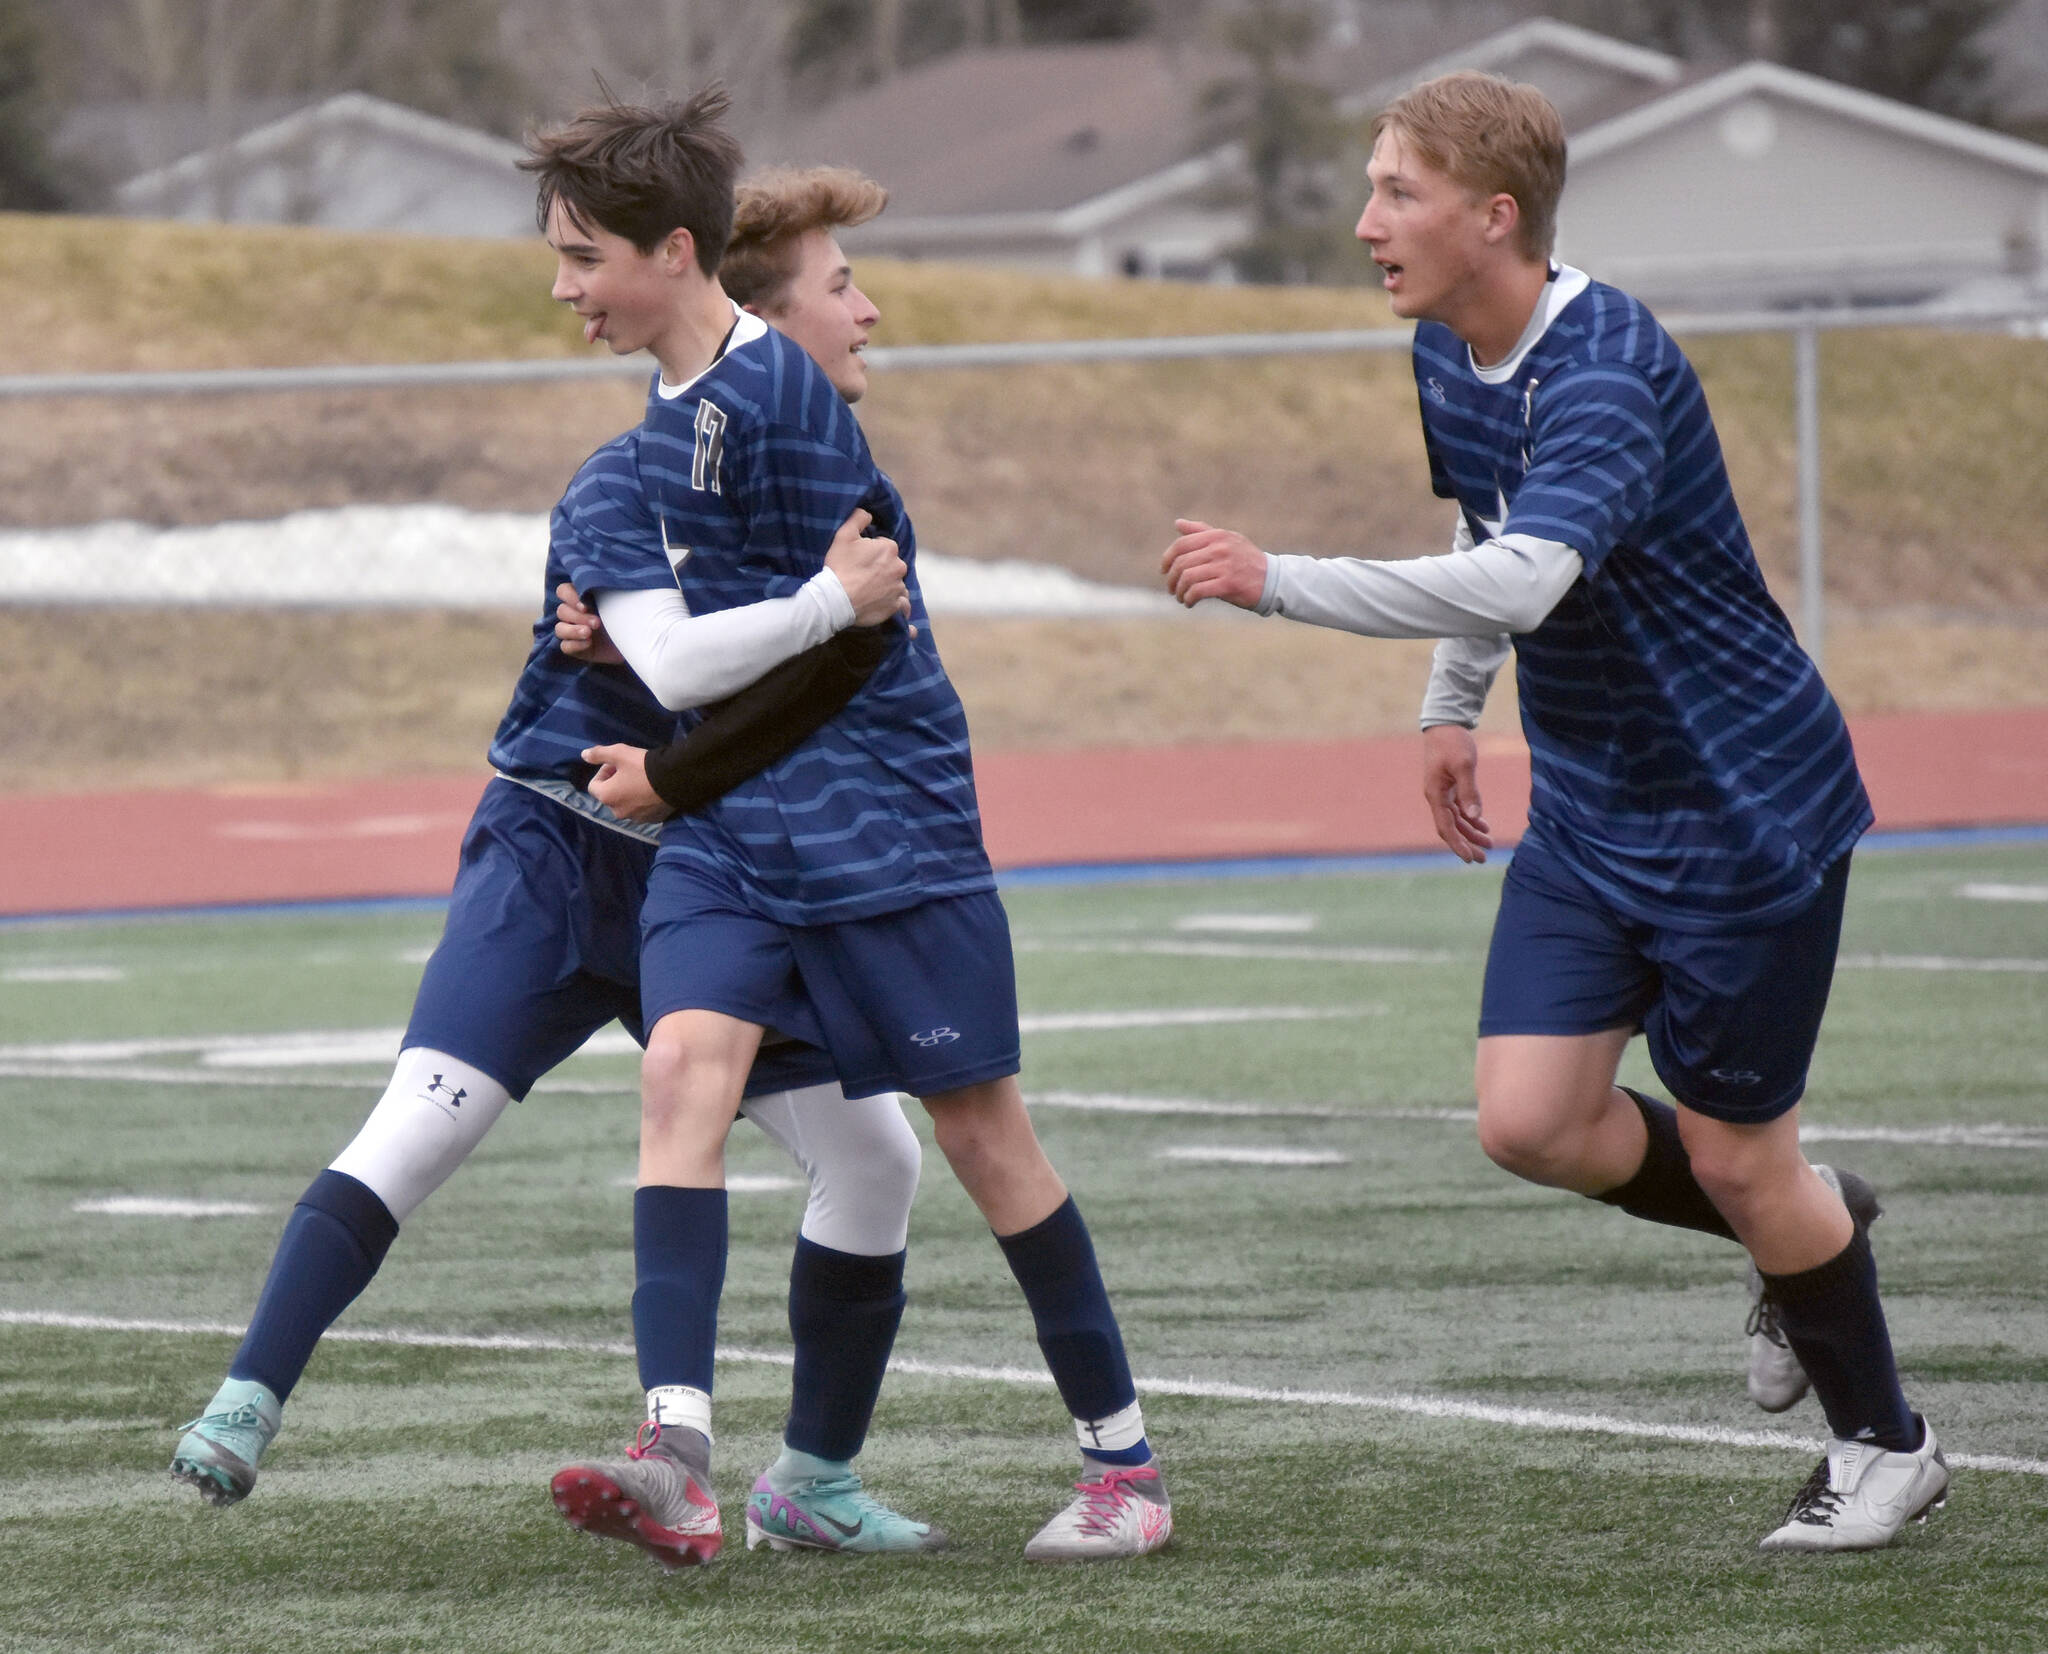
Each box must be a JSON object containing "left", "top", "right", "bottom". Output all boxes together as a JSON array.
[{"left": 4, "top": 299, "right": 2044, "bottom": 670}]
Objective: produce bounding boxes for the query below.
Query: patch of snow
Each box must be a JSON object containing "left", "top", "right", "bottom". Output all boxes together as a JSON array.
[{"left": 0, "top": 505, "right": 1175, "bottom": 615}]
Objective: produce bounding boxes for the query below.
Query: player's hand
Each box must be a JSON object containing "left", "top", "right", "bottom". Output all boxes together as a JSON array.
[
  {"left": 824, "top": 509, "right": 914, "bottom": 631},
  {"left": 556, "top": 582, "right": 625, "bottom": 665},
  {"left": 1162, "top": 518, "right": 1268, "bottom": 609},
  {"left": 1421, "top": 723, "right": 1492, "bottom": 864},
  {"left": 582, "top": 743, "right": 672, "bottom": 824}
]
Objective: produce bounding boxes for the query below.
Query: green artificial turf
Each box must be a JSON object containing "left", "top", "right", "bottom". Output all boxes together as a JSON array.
[{"left": 3, "top": 846, "right": 2045, "bottom": 1651}]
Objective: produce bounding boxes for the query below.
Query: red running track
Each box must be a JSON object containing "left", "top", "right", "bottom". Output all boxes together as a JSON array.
[{"left": 2, "top": 707, "right": 2044, "bottom": 918}]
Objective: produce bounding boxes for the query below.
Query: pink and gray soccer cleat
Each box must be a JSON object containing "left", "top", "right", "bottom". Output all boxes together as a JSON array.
[{"left": 551, "top": 1422, "right": 721, "bottom": 1570}]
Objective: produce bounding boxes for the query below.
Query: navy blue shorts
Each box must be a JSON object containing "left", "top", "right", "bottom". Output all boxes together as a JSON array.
[
  {"left": 1478, "top": 835, "right": 1851, "bottom": 1123},
  {"left": 640, "top": 861, "right": 1022, "bottom": 1100},
  {"left": 406, "top": 780, "right": 835, "bottom": 1100}
]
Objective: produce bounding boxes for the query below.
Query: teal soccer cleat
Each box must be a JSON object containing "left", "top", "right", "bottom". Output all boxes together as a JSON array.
[
  {"left": 170, "top": 1378, "right": 283, "bottom": 1507},
  {"left": 745, "top": 1470, "right": 946, "bottom": 1554}
]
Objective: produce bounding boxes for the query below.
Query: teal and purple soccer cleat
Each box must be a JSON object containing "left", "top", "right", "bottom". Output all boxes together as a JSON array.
[
  {"left": 744, "top": 1469, "right": 945, "bottom": 1554},
  {"left": 170, "top": 1377, "right": 283, "bottom": 1507}
]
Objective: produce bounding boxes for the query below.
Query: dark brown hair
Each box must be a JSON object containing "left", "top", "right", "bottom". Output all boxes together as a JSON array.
[
  {"left": 1373, "top": 72, "right": 1567, "bottom": 259},
  {"left": 522, "top": 84, "right": 743, "bottom": 271},
  {"left": 720, "top": 167, "right": 889, "bottom": 310}
]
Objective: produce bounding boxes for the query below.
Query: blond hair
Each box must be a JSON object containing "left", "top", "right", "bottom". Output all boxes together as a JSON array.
[
  {"left": 1373, "top": 72, "right": 1566, "bottom": 260},
  {"left": 720, "top": 166, "right": 889, "bottom": 310}
]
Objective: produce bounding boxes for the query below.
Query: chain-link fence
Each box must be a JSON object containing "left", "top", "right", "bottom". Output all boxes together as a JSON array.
[{"left": 3, "top": 306, "right": 2043, "bottom": 786}]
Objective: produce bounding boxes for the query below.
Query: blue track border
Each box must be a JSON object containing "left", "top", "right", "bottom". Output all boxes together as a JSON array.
[{"left": 5, "top": 822, "right": 2045, "bottom": 930}]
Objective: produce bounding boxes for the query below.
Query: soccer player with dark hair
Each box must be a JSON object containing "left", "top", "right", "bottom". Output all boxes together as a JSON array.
[
  {"left": 1164, "top": 70, "right": 1944, "bottom": 1553},
  {"left": 168, "top": 91, "right": 938, "bottom": 1554},
  {"left": 527, "top": 126, "right": 1170, "bottom": 1565}
]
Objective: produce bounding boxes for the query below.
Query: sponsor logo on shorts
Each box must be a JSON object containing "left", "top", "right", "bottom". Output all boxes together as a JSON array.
[
  {"left": 1708, "top": 1068, "right": 1763, "bottom": 1086},
  {"left": 910, "top": 1026, "right": 962, "bottom": 1048}
]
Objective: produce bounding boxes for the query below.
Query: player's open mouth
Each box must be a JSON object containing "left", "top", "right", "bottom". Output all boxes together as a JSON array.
[
  {"left": 1377, "top": 260, "right": 1403, "bottom": 288},
  {"left": 583, "top": 312, "right": 607, "bottom": 344}
]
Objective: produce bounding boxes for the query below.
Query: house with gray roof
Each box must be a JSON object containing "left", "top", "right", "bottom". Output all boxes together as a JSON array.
[
  {"left": 1559, "top": 60, "right": 2048, "bottom": 309},
  {"left": 767, "top": 14, "right": 2048, "bottom": 311},
  {"left": 763, "top": 18, "right": 1687, "bottom": 280},
  {"left": 111, "top": 93, "right": 533, "bottom": 237}
]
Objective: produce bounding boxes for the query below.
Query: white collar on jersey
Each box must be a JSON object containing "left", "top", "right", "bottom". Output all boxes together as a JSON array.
[
  {"left": 655, "top": 301, "right": 769, "bottom": 400},
  {"left": 1469, "top": 264, "right": 1591, "bottom": 385}
]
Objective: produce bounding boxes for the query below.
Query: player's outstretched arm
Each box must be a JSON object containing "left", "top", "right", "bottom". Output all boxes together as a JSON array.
[
  {"left": 1420, "top": 723, "right": 1492, "bottom": 864},
  {"left": 1162, "top": 518, "right": 1269, "bottom": 609}
]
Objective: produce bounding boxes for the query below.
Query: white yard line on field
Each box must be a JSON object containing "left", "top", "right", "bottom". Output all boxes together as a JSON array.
[
  {"left": 1018, "top": 1006, "right": 1379, "bottom": 1032},
  {"left": 1022, "top": 938, "right": 2048, "bottom": 973},
  {"left": 1026, "top": 1092, "right": 2048, "bottom": 1148},
  {"left": 1015, "top": 939, "right": 1460, "bottom": 965},
  {"left": 1836, "top": 952, "right": 2048, "bottom": 974},
  {"left": 1956, "top": 883, "right": 2048, "bottom": 903},
  {"left": 5, "top": 1062, "right": 2044, "bottom": 1149},
  {"left": 0, "top": 1008, "right": 1375, "bottom": 1074},
  {"left": 1158, "top": 1145, "right": 1351, "bottom": 1166},
  {"left": 70, "top": 1196, "right": 273, "bottom": 1217},
  {"left": 6, "top": 1308, "right": 2043, "bottom": 1479}
]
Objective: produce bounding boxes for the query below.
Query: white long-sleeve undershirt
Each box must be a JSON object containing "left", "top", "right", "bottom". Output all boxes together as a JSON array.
[
  {"left": 1255, "top": 526, "right": 1582, "bottom": 640},
  {"left": 592, "top": 571, "right": 856, "bottom": 712},
  {"left": 1419, "top": 518, "right": 1511, "bottom": 730},
  {"left": 1251, "top": 517, "right": 1581, "bottom": 732},
  {"left": 1419, "top": 630, "right": 1514, "bottom": 730}
]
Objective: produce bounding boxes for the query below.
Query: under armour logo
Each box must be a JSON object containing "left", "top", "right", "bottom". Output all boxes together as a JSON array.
[
  {"left": 910, "top": 1027, "right": 961, "bottom": 1048},
  {"left": 1427, "top": 376, "right": 1447, "bottom": 404},
  {"left": 423, "top": 1074, "right": 468, "bottom": 1108},
  {"left": 1709, "top": 1068, "right": 1763, "bottom": 1087}
]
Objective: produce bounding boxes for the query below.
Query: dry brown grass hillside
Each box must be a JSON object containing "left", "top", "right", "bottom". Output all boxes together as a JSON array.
[{"left": 0, "top": 214, "right": 2041, "bottom": 791}]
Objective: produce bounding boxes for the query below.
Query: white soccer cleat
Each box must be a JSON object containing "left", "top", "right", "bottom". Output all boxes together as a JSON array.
[
  {"left": 1758, "top": 1420, "right": 1949, "bottom": 1552},
  {"left": 1744, "top": 1164, "right": 1883, "bottom": 1413},
  {"left": 1744, "top": 1261, "right": 1809, "bottom": 1413},
  {"left": 1022, "top": 1461, "right": 1172, "bottom": 1561}
]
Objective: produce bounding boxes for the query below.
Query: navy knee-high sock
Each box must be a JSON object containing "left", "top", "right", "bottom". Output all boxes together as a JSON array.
[
  {"left": 228, "top": 1169, "right": 398, "bottom": 1401},
  {"left": 631, "top": 1186, "right": 727, "bottom": 1396},
  {"left": 996, "top": 1197, "right": 1147, "bottom": 1464},
  {"left": 783, "top": 1237, "right": 905, "bottom": 1463},
  {"left": 1590, "top": 1088, "right": 1739, "bottom": 1241},
  {"left": 1762, "top": 1227, "right": 1919, "bottom": 1451}
]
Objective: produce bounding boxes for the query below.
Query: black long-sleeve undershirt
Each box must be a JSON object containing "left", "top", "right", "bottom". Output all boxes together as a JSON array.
[{"left": 642, "top": 625, "right": 892, "bottom": 814}]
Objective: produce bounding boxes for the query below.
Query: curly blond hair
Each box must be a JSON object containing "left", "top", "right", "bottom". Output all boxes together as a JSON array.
[{"left": 720, "top": 166, "right": 889, "bottom": 310}]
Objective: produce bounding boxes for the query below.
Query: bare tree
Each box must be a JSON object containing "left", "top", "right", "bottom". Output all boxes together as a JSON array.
[
  {"left": 984, "top": 0, "right": 1024, "bottom": 43},
  {"left": 499, "top": 0, "right": 799, "bottom": 140}
]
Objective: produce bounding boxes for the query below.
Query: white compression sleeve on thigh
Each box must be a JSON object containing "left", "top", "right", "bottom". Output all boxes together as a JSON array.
[
  {"left": 741, "top": 1082, "right": 921, "bottom": 1256},
  {"left": 326, "top": 1048, "right": 513, "bottom": 1223}
]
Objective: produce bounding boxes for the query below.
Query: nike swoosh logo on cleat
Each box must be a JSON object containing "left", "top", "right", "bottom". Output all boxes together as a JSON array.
[{"left": 817, "top": 1512, "right": 864, "bottom": 1538}]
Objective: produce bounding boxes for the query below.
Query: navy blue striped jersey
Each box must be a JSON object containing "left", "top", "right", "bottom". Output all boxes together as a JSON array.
[
  {"left": 560, "top": 312, "right": 994, "bottom": 925},
  {"left": 485, "top": 428, "right": 681, "bottom": 788},
  {"left": 1415, "top": 270, "right": 1870, "bottom": 931}
]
